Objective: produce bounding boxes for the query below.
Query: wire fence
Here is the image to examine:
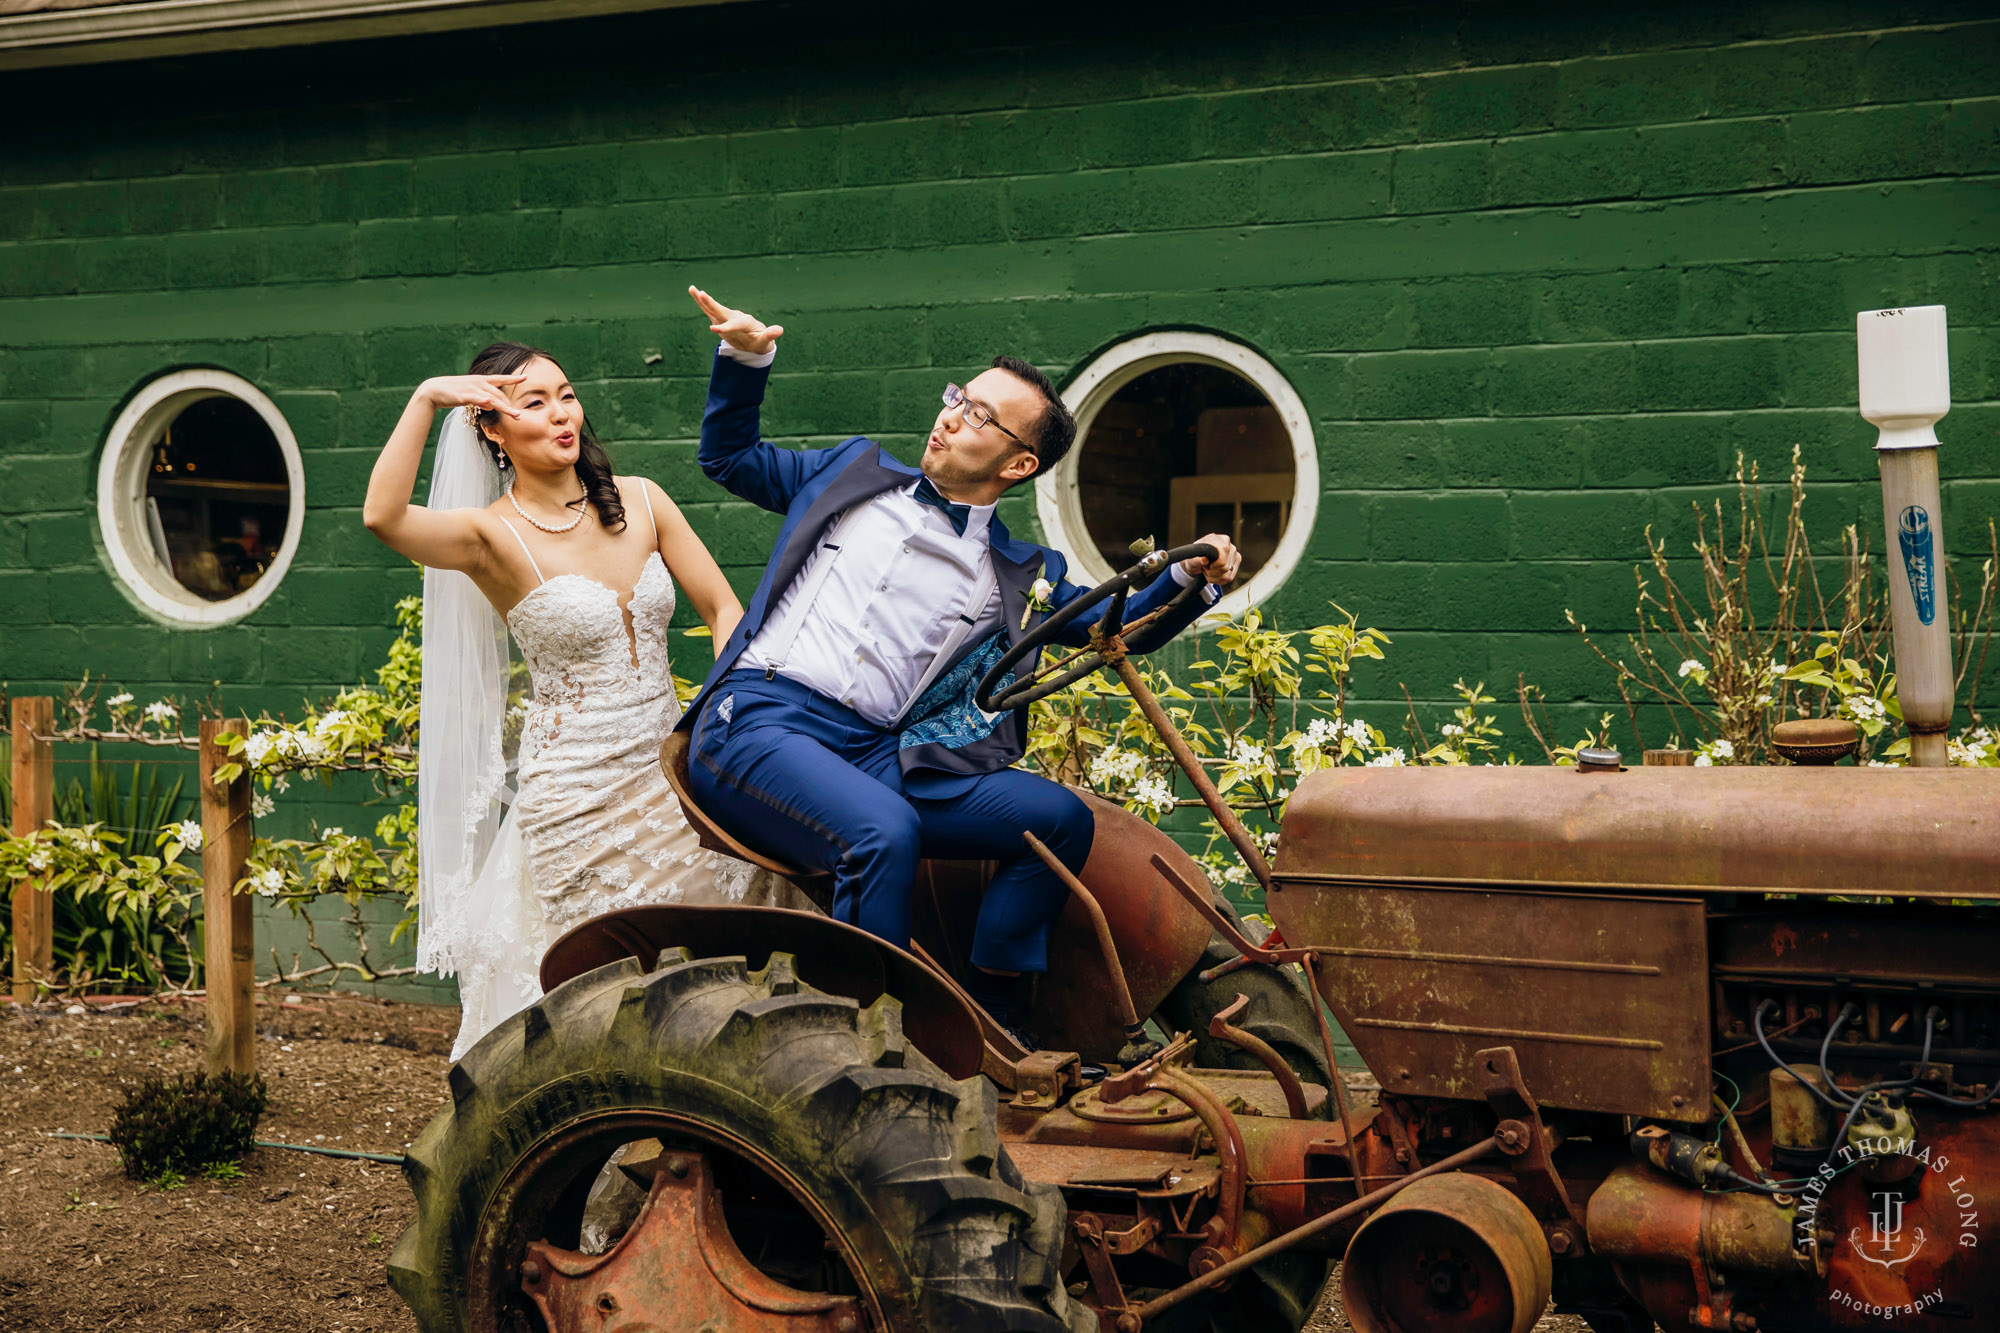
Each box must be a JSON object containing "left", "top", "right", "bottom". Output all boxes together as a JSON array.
[{"left": 9, "top": 697, "right": 258, "bottom": 1075}]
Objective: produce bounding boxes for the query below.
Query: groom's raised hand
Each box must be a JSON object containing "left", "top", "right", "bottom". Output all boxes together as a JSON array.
[{"left": 690, "top": 286, "right": 784, "bottom": 357}]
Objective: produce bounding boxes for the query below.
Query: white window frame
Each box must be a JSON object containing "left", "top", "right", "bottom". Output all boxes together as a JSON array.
[
  {"left": 96, "top": 368, "right": 305, "bottom": 627},
  {"left": 1036, "top": 331, "right": 1318, "bottom": 620}
]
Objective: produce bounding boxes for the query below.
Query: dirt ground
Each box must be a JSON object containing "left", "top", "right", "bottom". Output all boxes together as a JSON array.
[
  {"left": 0, "top": 993, "right": 1592, "bottom": 1333},
  {"left": 0, "top": 993, "right": 452, "bottom": 1333}
]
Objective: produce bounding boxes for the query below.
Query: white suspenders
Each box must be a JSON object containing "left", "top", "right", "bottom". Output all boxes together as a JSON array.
[
  {"left": 756, "top": 504, "right": 872, "bottom": 673},
  {"left": 755, "top": 497, "right": 1003, "bottom": 725}
]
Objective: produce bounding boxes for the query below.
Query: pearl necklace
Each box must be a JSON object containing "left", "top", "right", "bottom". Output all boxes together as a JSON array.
[{"left": 506, "top": 483, "right": 587, "bottom": 534}]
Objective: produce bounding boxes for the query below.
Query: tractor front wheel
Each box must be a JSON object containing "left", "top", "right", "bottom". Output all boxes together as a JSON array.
[
  {"left": 389, "top": 949, "right": 1087, "bottom": 1333},
  {"left": 1150, "top": 896, "right": 1340, "bottom": 1330}
]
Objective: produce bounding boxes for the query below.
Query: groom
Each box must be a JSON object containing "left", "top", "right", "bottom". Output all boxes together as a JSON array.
[{"left": 679, "top": 287, "right": 1240, "bottom": 1042}]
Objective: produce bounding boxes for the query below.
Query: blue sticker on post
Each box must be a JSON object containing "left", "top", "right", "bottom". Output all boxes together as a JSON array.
[{"left": 1898, "top": 505, "right": 1936, "bottom": 626}]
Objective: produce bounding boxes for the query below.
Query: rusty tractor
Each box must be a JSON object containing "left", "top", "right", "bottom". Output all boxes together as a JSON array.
[{"left": 390, "top": 543, "right": 2000, "bottom": 1333}]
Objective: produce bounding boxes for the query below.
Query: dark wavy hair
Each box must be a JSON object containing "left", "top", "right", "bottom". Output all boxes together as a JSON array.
[
  {"left": 466, "top": 341, "right": 625, "bottom": 531},
  {"left": 990, "top": 355, "right": 1076, "bottom": 483}
]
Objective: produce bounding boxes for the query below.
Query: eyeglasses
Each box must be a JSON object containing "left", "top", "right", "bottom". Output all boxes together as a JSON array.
[{"left": 943, "top": 383, "right": 1032, "bottom": 455}]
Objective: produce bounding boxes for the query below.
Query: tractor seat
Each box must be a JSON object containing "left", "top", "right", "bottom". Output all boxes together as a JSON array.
[{"left": 659, "top": 732, "right": 834, "bottom": 912}]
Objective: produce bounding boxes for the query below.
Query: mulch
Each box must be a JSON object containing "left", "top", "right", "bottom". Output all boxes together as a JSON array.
[{"left": 0, "top": 992, "right": 454, "bottom": 1333}]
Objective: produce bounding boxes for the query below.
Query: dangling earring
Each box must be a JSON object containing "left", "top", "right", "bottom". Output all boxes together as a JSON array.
[{"left": 497, "top": 452, "right": 510, "bottom": 470}]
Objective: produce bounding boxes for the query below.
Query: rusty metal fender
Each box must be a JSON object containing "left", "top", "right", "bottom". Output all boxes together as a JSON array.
[
  {"left": 914, "top": 791, "right": 1220, "bottom": 1060},
  {"left": 538, "top": 903, "right": 985, "bottom": 1080}
]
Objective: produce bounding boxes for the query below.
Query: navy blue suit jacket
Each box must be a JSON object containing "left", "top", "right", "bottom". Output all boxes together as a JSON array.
[{"left": 683, "top": 351, "right": 1213, "bottom": 794}]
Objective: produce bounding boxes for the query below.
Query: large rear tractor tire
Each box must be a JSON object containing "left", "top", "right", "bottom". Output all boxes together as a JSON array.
[{"left": 389, "top": 948, "right": 1088, "bottom": 1333}]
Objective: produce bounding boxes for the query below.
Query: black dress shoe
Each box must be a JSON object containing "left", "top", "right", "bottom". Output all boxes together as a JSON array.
[{"left": 994, "top": 1017, "right": 1041, "bottom": 1053}]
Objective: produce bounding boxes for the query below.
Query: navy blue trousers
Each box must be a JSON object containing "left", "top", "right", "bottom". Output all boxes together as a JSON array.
[{"left": 687, "top": 670, "right": 1093, "bottom": 974}]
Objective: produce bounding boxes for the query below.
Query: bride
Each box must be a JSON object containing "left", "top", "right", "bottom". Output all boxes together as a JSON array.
[{"left": 363, "top": 341, "right": 811, "bottom": 1059}]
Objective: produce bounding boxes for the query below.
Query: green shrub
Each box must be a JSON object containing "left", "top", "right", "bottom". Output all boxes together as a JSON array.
[{"left": 107, "top": 1071, "right": 269, "bottom": 1181}]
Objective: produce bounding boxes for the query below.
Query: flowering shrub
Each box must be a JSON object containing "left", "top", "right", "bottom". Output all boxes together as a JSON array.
[
  {"left": 210, "top": 595, "right": 424, "bottom": 793},
  {"left": 1019, "top": 602, "right": 1511, "bottom": 882},
  {"left": 1562, "top": 449, "right": 1996, "bottom": 767},
  {"left": 0, "top": 822, "right": 200, "bottom": 924},
  {"left": 1, "top": 599, "right": 430, "bottom": 994}
]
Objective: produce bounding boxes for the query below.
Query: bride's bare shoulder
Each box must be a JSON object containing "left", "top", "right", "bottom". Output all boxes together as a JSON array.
[{"left": 615, "top": 474, "right": 665, "bottom": 499}]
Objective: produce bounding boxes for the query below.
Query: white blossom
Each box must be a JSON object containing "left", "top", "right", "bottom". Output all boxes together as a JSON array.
[
  {"left": 251, "top": 793, "right": 275, "bottom": 819},
  {"left": 1088, "top": 748, "right": 1147, "bottom": 788},
  {"left": 1365, "top": 748, "right": 1407, "bottom": 767},
  {"left": 143, "top": 701, "right": 179, "bottom": 724},
  {"left": 107, "top": 693, "right": 134, "bottom": 708},
  {"left": 1441, "top": 723, "right": 1464, "bottom": 736},
  {"left": 272, "top": 727, "right": 329, "bottom": 763},
  {"left": 1344, "top": 717, "right": 1373, "bottom": 746},
  {"left": 1030, "top": 578, "right": 1054, "bottom": 604},
  {"left": 1305, "top": 717, "right": 1339, "bottom": 747},
  {"left": 243, "top": 733, "right": 275, "bottom": 767},
  {"left": 1767, "top": 660, "right": 1787, "bottom": 679},
  {"left": 1677, "top": 659, "right": 1704, "bottom": 679},
  {"left": 1841, "top": 694, "right": 1886, "bottom": 724},
  {"left": 174, "top": 820, "right": 203, "bottom": 851},
  {"left": 1694, "top": 754, "right": 1714, "bottom": 767},
  {"left": 255, "top": 867, "right": 287, "bottom": 896},
  {"left": 1210, "top": 859, "right": 1249, "bottom": 887},
  {"left": 1230, "top": 737, "right": 1269, "bottom": 765},
  {"left": 1712, "top": 739, "right": 1735, "bottom": 759},
  {"left": 27, "top": 850, "right": 51, "bottom": 872},
  {"left": 1129, "top": 776, "right": 1176, "bottom": 818},
  {"left": 321, "top": 827, "right": 343, "bottom": 840},
  {"left": 314, "top": 709, "right": 350, "bottom": 735}
]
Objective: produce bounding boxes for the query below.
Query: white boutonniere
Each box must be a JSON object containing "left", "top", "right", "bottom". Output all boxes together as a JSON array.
[{"left": 1019, "top": 577, "right": 1055, "bottom": 629}]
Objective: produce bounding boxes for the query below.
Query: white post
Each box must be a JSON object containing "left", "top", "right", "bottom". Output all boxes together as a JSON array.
[{"left": 1857, "top": 306, "right": 1953, "bottom": 768}]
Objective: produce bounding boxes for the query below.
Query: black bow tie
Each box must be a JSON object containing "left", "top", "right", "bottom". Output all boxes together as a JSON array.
[{"left": 912, "top": 476, "right": 971, "bottom": 536}]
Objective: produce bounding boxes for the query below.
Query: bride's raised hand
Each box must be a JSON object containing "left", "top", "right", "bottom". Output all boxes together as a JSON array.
[
  {"left": 690, "top": 286, "right": 784, "bottom": 356},
  {"left": 421, "top": 373, "right": 527, "bottom": 419},
  {"left": 365, "top": 371, "right": 528, "bottom": 576}
]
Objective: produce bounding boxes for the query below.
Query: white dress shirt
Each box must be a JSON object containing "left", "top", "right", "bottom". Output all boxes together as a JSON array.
[
  {"left": 721, "top": 343, "right": 1215, "bottom": 726},
  {"left": 741, "top": 481, "right": 1004, "bottom": 725}
]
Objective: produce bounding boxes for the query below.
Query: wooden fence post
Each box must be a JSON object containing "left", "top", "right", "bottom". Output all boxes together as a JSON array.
[
  {"left": 200, "top": 717, "right": 255, "bottom": 1074},
  {"left": 10, "top": 697, "right": 55, "bottom": 1003}
]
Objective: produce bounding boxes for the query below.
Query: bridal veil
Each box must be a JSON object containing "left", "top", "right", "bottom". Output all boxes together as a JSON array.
[{"left": 415, "top": 410, "right": 546, "bottom": 1058}]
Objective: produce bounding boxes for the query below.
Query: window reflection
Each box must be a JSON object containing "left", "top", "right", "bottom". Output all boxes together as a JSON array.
[
  {"left": 1075, "top": 362, "right": 1297, "bottom": 586},
  {"left": 141, "top": 396, "right": 291, "bottom": 602}
]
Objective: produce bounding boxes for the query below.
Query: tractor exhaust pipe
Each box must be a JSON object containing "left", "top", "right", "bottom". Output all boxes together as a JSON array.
[{"left": 1858, "top": 305, "right": 1953, "bottom": 767}]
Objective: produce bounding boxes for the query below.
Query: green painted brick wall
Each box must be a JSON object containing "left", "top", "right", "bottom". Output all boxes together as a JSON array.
[{"left": 2, "top": 1, "right": 1997, "bottom": 776}]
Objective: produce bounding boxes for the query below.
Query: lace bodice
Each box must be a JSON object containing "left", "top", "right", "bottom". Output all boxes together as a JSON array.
[
  {"left": 436, "top": 496, "right": 813, "bottom": 1063},
  {"left": 506, "top": 551, "right": 683, "bottom": 779},
  {"left": 447, "top": 546, "right": 800, "bottom": 1061}
]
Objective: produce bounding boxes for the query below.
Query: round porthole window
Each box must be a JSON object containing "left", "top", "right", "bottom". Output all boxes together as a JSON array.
[
  {"left": 1036, "top": 332, "right": 1317, "bottom": 618},
  {"left": 97, "top": 369, "right": 304, "bottom": 627}
]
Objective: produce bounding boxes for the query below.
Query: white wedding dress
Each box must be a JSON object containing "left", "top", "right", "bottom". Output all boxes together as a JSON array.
[{"left": 441, "top": 492, "right": 811, "bottom": 1059}]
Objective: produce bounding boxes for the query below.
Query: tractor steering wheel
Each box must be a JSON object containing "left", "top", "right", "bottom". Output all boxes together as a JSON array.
[{"left": 976, "top": 542, "right": 1219, "bottom": 713}]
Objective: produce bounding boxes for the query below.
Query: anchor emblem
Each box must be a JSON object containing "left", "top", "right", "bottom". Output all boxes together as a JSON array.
[{"left": 1849, "top": 1191, "right": 1927, "bottom": 1270}]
